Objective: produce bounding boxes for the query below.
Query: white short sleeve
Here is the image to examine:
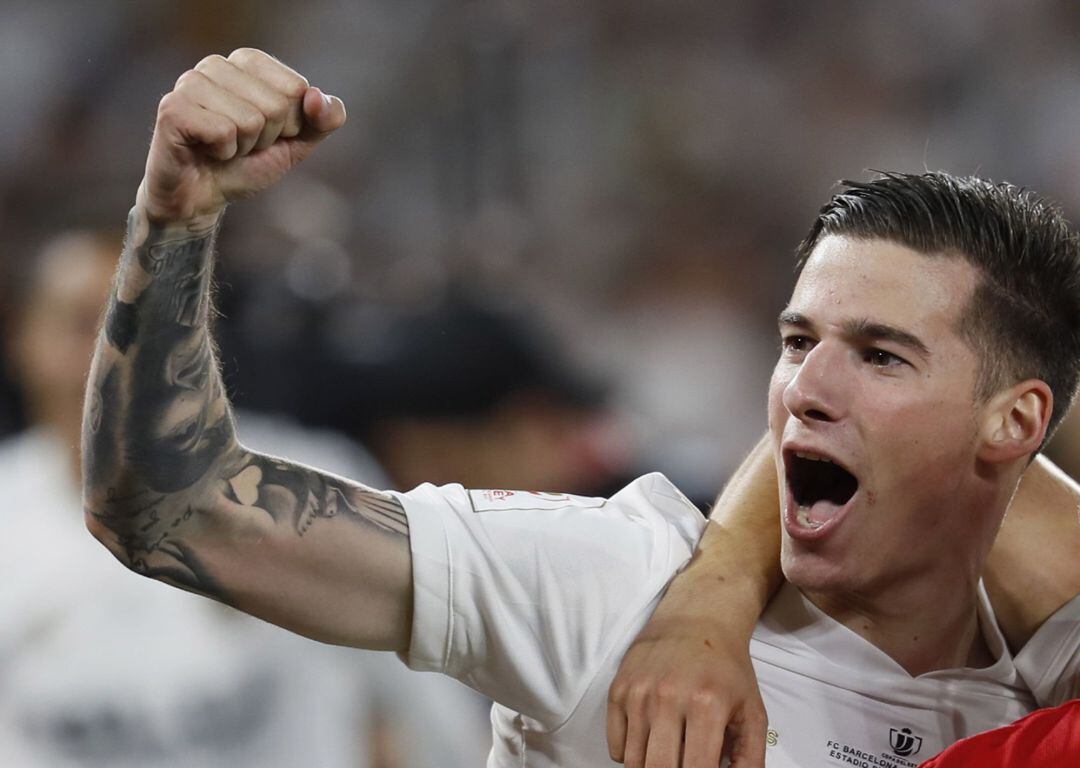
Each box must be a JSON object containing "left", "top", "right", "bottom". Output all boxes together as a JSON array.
[
  {"left": 1013, "top": 594, "right": 1080, "bottom": 706},
  {"left": 394, "top": 473, "right": 705, "bottom": 728}
]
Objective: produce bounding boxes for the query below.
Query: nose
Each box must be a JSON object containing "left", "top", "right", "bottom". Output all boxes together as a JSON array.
[{"left": 781, "top": 342, "right": 846, "bottom": 423}]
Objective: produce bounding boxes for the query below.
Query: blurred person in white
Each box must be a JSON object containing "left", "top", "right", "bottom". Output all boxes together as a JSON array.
[{"left": 0, "top": 230, "right": 490, "bottom": 767}]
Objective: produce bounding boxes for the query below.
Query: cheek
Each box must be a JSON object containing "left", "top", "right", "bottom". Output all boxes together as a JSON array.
[{"left": 867, "top": 394, "right": 976, "bottom": 486}]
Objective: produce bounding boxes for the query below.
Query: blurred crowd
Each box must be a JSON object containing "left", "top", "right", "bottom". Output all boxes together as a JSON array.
[{"left": 3, "top": 0, "right": 1080, "bottom": 765}]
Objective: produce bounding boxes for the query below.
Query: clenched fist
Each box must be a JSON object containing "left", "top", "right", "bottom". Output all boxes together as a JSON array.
[{"left": 138, "top": 48, "right": 346, "bottom": 224}]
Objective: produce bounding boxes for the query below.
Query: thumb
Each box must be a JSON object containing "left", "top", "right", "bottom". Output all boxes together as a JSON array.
[
  {"left": 302, "top": 86, "right": 347, "bottom": 134},
  {"left": 286, "top": 87, "right": 347, "bottom": 164}
]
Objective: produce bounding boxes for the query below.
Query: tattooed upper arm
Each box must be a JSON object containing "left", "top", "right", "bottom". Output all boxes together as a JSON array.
[{"left": 83, "top": 209, "right": 414, "bottom": 651}]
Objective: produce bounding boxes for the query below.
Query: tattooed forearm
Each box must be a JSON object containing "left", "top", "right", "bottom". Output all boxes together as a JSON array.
[
  {"left": 104, "top": 294, "right": 138, "bottom": 353},
  {"left": 83, "top": 210, "right": 236, "bottom": 595},
  {"left": 83, "top": 208, "right": 408, "bottom": 606},
  {"left": 139, "top": 231, "right": 214, "bottom": 326}
]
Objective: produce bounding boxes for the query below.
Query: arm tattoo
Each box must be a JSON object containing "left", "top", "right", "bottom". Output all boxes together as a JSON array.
[
  {"left": 104, "top": 293, "right": 138, "bottom": 353},
  {"left": 137, "top": 231, "right": 214, "bottom": 326},
  {"left": 83, "top": 209, "right": 407, "bottom": 603},
  {"left": 235, "top": 455, "right": 410, "bottom": 537}
]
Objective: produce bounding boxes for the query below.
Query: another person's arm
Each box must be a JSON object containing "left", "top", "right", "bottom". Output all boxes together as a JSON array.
[
  {"left": 607, "top": 436, "right": 779, "bottom": 768},
  {"left": 984, "top": 455, "right": 1080, "bottom": 653},
  {"left": 82, "top": 49, "right": 412, "bottom": 651}
]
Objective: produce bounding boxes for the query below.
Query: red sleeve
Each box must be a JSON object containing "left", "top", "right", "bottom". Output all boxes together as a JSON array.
[{"left": 918, "top": 700, "right": 1080, "bottom": 768}]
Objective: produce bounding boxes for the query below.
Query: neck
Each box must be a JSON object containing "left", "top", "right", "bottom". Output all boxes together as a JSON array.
[{"left": 804, "top": 576, "right": 995, "bottom": 676}]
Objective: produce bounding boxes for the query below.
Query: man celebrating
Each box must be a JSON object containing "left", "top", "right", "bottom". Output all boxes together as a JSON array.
[{"left": 83, "top": 50, "right": 1080, "bottom": 767}]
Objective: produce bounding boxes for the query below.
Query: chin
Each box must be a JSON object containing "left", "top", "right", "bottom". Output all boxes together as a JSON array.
[{"left": 780, "top": 541, "right": 857, "bottom": 595}]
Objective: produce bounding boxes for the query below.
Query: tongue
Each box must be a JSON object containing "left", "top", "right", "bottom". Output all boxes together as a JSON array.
[{"left": 806, "top": 499, "right": 842, "bottom": 524}]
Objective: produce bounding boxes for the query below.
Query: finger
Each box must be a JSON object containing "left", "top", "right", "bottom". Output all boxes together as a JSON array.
[
  {"left": 174, "top": 69, "right": 265, "bottom": 157},
  {"left": 681, "top": 699, "right": 727, "bottom": 768},
  {"left": 606, "top": 701, "right": 629, "bottom": 763},
  {"left": 301, "top": 87, "right": 347, "bottom": 136},
  {"left": 642, "top": 715, "right": 684, "bottom": 768},
  {"left": 226, "top": 47, "right": 308, "bottom": 130},
  {"left": 727, "top": 706, "right": 768, "bottom": 768},
  {"left": 621, "top": 692, "right": 650, "bottom": 768},
  {"left": 196, "top": 54, "right": 299, "bottom": 149},
  {"left": 156, "top": 91, "right": 238, "bottom": 162}
]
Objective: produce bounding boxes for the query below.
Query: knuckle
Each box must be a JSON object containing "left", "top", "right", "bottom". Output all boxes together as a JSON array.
[
  {"left": 208, "top": 120, "right": 236, "bottom": 145},
  {"left": 285, "top": 72, "right": 309, "bottom": 96},
  {"left": 173, "top": 69, "right": 203, "bottom": 91},
  {"left": 227, "top": 47, "right": 261, "bottom": 65},
  {"left": 608, "top": 677, "right": 631, "bottom": 704},
  {"left": 687, "top": 688, "right": 719, "bottom": 711},
  {"left": 626, "top": 680, "right": 653, "bottom": 707},
  {"left": 238, "top": 110, "right": 265, "bottom": 136},
  {"left": 194, "top": 53, "right": 227, "bottom": 72},
  {"left": 653, "top": 679, "right": 683, "bottom": 706},
  {"left": 156, "top": 91, "right": 183, "bottom": 120},
  {"left": 267, "top": 93, "right": 291, "bottom": 120}
]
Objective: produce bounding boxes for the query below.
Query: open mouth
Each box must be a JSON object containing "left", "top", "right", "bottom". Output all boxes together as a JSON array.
[{"left": 787, "top": 451, "right": 859, "bottom": 530}]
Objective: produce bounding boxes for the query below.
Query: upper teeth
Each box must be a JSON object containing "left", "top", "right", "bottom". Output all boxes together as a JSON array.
[{"left": 796, "top": 451, "right": 831, "bottom": 463}]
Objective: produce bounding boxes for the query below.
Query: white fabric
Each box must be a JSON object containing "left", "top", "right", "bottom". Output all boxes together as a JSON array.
[
  {"left": 0, "top": 424, "right": 490, "bottom": 768},
  {"left": 397, "top": 472, "right": 1078, "bottom": 768},
  {"left": 401, "top": 473, "right": 704, "bottom": 765},
  {"left": 1013, "top": 593, "right": 1080, "bottom": 707},
  {"left": 749, "top": 583, "right": 1036, "bottom": 767}
]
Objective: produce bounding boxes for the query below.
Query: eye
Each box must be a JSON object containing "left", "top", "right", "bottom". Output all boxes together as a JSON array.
[
  {"left": 864, "top": 348, "right": 907, "bottom": 368},
  {"left": 780, "top": 334, "right": 816, "bottom": 360}
]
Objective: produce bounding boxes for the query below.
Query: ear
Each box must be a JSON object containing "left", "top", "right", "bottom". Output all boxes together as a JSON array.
[{"left": 976, "top": 379, "right": 1054, "bottom": 464}]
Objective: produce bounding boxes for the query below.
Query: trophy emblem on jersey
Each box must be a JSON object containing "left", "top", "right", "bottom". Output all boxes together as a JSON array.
[{"left": 889, "top": 727, "right": 923, "bottom": 757}]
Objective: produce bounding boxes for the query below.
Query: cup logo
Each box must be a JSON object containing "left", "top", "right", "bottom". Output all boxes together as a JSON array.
[{"left": 889, "top": 727, "right": 922, "bottom": 757}]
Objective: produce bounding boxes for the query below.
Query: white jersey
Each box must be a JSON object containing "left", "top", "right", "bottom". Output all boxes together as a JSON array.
[{"left": 396, "top": 472, "right": 1080, "bottom": 767}]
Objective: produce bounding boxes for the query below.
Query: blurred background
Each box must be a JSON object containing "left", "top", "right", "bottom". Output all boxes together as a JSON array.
[
  {"left": 5, "top": 0, "right": 1080, "bottom": 493},
  {"left": 3, "top": 0, "right": 1080, "bottom": 765}
]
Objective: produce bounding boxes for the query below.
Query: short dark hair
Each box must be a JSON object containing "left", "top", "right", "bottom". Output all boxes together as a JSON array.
[{"left": 794, "top": 171, "right": 1080, "bottom": 447}]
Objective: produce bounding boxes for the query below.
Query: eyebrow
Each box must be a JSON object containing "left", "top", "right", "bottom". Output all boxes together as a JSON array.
[{"left": 777, "top": 310, "right": 932, "bottom": 358}]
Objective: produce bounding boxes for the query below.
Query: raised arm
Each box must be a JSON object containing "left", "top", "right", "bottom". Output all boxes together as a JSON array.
[
  {"left": 607, "top": 435, "right": 780, "bottom": 768},
  {"left": 81, "top": 49, "right": 412, "bottom": 651},
  {"left": 984, "top": 454, "right": 1080, "bottom": 653}
]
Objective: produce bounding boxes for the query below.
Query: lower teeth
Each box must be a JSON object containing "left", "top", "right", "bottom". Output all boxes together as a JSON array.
[{"left": 797, "top": 505, "right": 824, "bottom": 529}]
